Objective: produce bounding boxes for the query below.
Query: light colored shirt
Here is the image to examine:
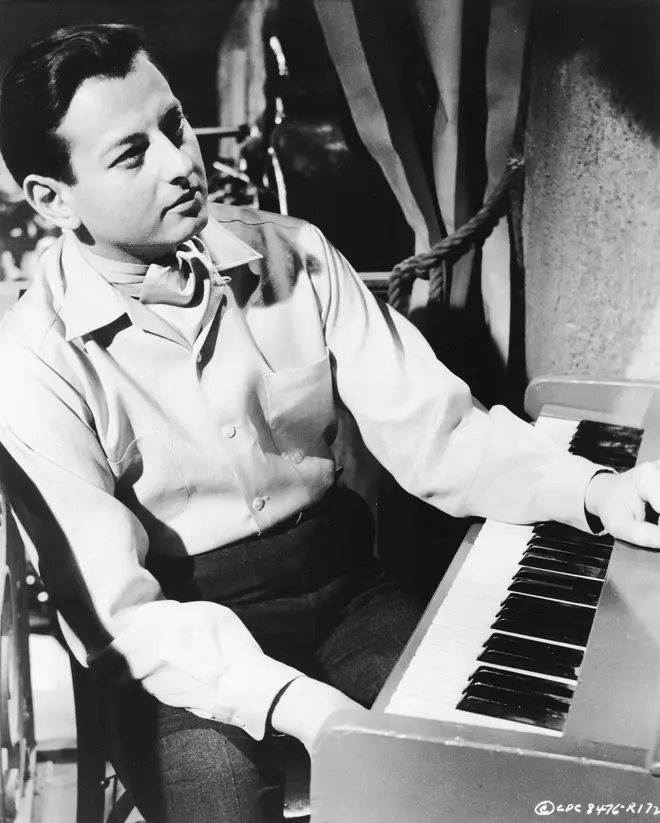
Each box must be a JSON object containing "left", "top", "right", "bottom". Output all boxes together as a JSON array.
[{"left": 0, "top": 203, "right": 601, "bottom": 739}]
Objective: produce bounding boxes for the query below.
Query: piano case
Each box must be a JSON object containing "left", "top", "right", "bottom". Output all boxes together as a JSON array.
[{"left": 311, "top": 378, "right": 660, "bottom": 822}]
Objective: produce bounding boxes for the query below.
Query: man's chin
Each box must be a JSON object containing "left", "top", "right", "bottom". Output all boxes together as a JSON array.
[
  {"left": 125, "top": 212, "right": 211, "bottom": 263},
  {"left": 167, "top": 206, "right": 209, "bottom": 247},
  {"left": 193, "top": 208, "right": 210, "bottom": 235}
]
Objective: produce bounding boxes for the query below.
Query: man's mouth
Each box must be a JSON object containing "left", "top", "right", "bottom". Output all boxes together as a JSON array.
[{"left": 168, "top": 187, "right": 203, "bottom": 211}]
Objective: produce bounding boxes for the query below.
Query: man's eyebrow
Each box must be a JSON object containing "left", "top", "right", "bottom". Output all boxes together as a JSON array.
[
  {"left": 101, "top": 101, "right": 183, "bottom": 159},
  {"left": 101, "top": 131, "right": 145, "bottom": 160}
]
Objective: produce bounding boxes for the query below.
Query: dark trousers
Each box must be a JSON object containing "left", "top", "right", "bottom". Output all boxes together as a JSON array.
[{"left": 103, "top": 488, "right": 425, "bottom": 823}]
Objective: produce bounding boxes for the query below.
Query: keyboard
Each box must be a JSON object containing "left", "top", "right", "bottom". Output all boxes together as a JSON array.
[{"left": 383, "top": 416, "right": 642, "bottom": 736}]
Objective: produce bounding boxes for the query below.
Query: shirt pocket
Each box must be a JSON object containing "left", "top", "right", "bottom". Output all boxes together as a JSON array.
[
  {"left": 263, "top": 351, "right": 336, "bottom": 459},
  {"left": 107, "top": 427, "right": 190, "bottom": 521}
]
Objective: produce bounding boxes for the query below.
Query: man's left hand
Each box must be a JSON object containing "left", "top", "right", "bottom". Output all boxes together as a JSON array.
[{"left": 585, "top": 462, "right": 660, "bottom": 549}]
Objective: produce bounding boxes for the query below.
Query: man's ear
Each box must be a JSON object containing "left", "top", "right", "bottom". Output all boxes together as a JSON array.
[{"left": 23, "top": 174, "right": 81, "bottom": 230}]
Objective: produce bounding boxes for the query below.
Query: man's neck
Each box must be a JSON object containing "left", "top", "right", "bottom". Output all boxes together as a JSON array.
[{"left": 73, "top": 234, "right": 149, "bottom": 276}]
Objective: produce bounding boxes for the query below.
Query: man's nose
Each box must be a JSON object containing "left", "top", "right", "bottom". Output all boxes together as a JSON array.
[{"left": 155, "top": 133, "right": 194, "bottom": 181}]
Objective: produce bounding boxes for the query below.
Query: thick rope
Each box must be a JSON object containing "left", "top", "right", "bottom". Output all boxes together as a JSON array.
[{"left": 388, "top": 155, "right": 525, "bottom": 314}]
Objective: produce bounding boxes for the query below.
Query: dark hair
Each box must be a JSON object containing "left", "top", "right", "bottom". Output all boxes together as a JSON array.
[{"left": 0, "top": 23, "right": 158, "bottom": 187}]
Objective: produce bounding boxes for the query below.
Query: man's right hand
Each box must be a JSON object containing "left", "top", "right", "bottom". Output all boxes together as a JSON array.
[{"left": 270, "top": 676, "right": 367, "bottom": 753}]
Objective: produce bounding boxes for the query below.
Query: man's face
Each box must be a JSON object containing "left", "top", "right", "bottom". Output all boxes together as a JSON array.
[{"left": 56, "top": 52, "right": 209, "bottom": 263}]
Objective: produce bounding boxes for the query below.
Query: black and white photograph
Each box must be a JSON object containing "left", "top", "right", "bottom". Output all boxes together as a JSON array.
[{"left": 2, "top": 2, "right": 660, "bottom": 822}]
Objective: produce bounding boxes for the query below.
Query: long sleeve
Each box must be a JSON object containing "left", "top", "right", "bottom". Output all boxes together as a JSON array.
[
  {"left": 0, "top": 343, "right": 300, "bottom": 740},
  {"left": 306, "top": 225, "right": 599, "bottom": 531}
]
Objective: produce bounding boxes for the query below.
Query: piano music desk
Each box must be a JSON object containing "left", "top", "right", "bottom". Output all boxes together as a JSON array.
[{"left": 311, "top": 379, "right": 660, "bottom": 822}]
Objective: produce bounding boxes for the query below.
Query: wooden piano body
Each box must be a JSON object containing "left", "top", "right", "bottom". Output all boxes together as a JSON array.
[{"left": 311, "top": 378, "right": 660, "bottom": 822}]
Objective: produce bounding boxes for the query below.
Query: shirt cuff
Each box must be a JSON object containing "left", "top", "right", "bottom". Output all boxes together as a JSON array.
[
  {"left": 541, "top": 453, "right": 608, "bottom": 532},
  {"left": 584, "top": 467, "right": 617, "bottom": 535},
  {"left": 212, "top": 653, "right": 303, "bottom": 740}
]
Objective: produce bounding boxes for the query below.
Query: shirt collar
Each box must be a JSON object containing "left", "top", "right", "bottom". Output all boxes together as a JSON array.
[
  {"left": 58, "top": 232, "right": 128, "bottom": 341},
  {"left": 55, "top": 217, "right": 262, "bottom": 341},
  {"left": 199, "top": 216, "right": 263, "bottom": 273}
]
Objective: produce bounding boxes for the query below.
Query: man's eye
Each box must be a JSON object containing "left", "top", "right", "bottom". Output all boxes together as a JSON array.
[
  {"left": 114, "top": 145, "right": 145, "bottom": 168},
  {"left": 166, "top": 113, "right": 187, "bottom": 145},
  {"left": 120, "top": 148, "right": 145, "bottom": 168}
]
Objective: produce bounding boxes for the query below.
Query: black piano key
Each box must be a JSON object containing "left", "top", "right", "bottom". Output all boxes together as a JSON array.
[
  {"left": 572, "top": 419, "right": 642, "bottom": 435},
  {"left": 464, "top": 679, "right": 572, "bottom": 714},
  {"left": 576, "top": 433, "right": 641, "bottom": 444},
  {"left": 456, "top": 694, "right": 567, "bottom": 731},
  {"left": 477, "top": 633, "right": 583, "bottom": 681},
  {"left": 570, "top": 420, "right": 643, "bottom": 447},
  {"left": 528, "top": 534, "right": 614, "bottom": 556},
  {"left": 466, "top": 665, "right": 575, "bottom": 701},
  {"left": 493, "top": 615, "right": 591, "bottom": 647},
  {"left": 524, "top": 544, "right": 610, "bottom": 569},
  {"left": 571, "top": 439, "right": 640, "bottom": 456},
  {"left": 496, "top": 593, "right": 595, "bottom": 625},
  {"left": 532, "top": 520, "right": 613, "bottom": 540},
  {"left": 593, "top": 441, "right": 641, "bottom": 454},
  {"left": 475, "top": 650, "right": 578, "bottom": 682},
  {"left": 509, "top": 568, "right": 603, "bottom": 606},
  {"left": 520, "top": 551, "right": 607, "bottom": 580},
  {"left": 571, "top": 429, "right": 640, "bottom": 444},
  {"left": 532, "top": 523, "right": 613, "bottom": 549},
  {"left": 458, "top": 668, "right": 573, "bottom": 731},
  {"left": 494, "top": 591, "right": 596, "bottom": 645},
  {"left": 525, "top": 540, "right": 611, "bottom": 564},
  {"left": 493, "top": 608, "right": 593, "bottom": 639},
  {"left": 569, "top": 421, "right": 642, "bottom": 471},
  {"left": 483, "top": 633, "right": 583, "bottom": 670},
  {"left": 530, "top": 535, "right": 613, "bottom": 557},
  {"left": 570, "top": 437, "right": 640, "bottom": 458}
]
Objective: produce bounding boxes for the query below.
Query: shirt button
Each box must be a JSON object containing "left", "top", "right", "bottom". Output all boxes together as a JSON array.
[
  {"left": 290, "top": 449, "right": 304, "bottom": 464},
  {"left": 222, "top": 424, "right": 237, "bottom": 439},
  {"left": 196, "top": 353, "right": 203, "bottom": 364},
  {"left": 252, "top": 497, "right": 266, "bottom": 512}
]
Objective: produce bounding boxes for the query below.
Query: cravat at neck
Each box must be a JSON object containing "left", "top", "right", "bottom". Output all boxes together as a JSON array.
[
  {"left": 140, "top": 247, "right": 200, "bottom": 307},
  {"left": 76, "top": 236, "right": 231, "bottom": 311},
  {"left": 77, "top": 239, "right": 207, "bottom": 306}
]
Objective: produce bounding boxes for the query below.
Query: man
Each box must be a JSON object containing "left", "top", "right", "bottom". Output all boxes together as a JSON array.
[{"left": 0, "top": 22, "right": 659, "bottom": 823}]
